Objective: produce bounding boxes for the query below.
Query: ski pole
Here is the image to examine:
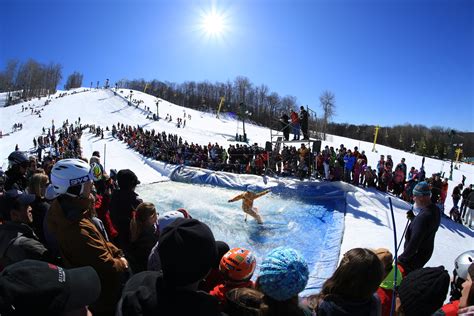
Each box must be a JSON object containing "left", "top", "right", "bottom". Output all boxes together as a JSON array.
[
  {"left": 396, "top": 219, "right": 410, "bottom": 253},
  {"left": 389, "top": 197, "right": 398, "bottom": 316},
  {"left": 396, "top": 207, "right": 413, "bottom": 254},
  {"left": 104, "top": 143, "right": 106, "bottom": 170}
]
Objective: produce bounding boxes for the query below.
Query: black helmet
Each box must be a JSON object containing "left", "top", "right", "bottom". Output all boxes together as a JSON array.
[{"left": 8, "top": 151, "right": 28, "bottom": 167}]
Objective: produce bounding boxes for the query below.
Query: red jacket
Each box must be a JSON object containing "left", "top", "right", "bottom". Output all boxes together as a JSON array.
[
  {"left": 210, "top": 280, "right": 254, "bottom": 310},
  {"left": 95, "top": 194, "right": 118, "bottom": 239},
  {"left": 290, "top": 111, "right": 299, "bottom": 124},
  {"left": 439, "top": 300, "right": 459, "bottom": 315}
]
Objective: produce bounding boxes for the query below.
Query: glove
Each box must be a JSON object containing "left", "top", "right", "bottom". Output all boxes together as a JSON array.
[{"left": 406, "top": 210, "right": 415, "bottom": 220}]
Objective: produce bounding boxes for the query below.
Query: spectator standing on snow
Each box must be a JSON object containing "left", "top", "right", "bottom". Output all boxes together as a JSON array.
[
  {"left": 279, "top": 112, "right": 290, "bottom": 141},
  {"left": 430, "top": 173, "right": 443, "bottom": 204},
  {"left": 461, "top": 184, "right": 473, "bottom": 220},
  {"left": 126, "top": 202, "right": 159, "bottom": 274},
  {"left": 452, "top": 183, "right": 463, "bottom": 208},
  {"left": 0, "top": 190, "right": 52, "bottom": 268},
  {"left": 4, "top": 151, "right": 30, "bottom": 192},
  {"left": 463, "top": 189, "right": 474, "bottom": 228},
  {"left": 110, "top": 169, "right": 143, "bottom": 250},
  {"left": 46, "top": 159, "right": 129, "bottom": 315},
  {"left": 299, "top": 106, "right": 309, "bottom": 140},
  {"left": 310, "top": 248, "right": 383, "bottom": 316},
  {"left": 398, "top": 181, "right": 441, "bottom": 275},
  {"left": 290, "top": 110, "right": 300, "bottom": 140}
]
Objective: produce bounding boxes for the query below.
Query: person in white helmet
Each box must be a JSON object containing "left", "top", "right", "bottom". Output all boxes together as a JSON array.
[{"left": 46, "top": 158, "right": 129, "bottom": 315}]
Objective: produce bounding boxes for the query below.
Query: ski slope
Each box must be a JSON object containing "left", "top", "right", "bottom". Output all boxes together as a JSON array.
[{"left": 0, "top": 87, "right": 472, "bottom": 278}]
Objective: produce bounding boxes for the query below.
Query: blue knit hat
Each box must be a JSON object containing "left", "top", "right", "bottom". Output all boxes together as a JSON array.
[
  {"left": 258, "top": 247, "right": 309, "bottom": 301},
  {"left": 413, "top": 181, "right": 431, "bottom": 196}
]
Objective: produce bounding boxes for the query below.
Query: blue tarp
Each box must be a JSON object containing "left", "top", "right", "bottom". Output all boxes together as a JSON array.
[{"left": 140, "top": 158, "right": 346, "bottom": 295}]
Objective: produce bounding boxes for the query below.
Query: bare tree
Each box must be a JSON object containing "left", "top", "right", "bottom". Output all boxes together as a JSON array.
[
  {"left": 319, "top": 90, "right": 336, "bottom": 140},
  {"left": 64, "top": 71, "right": 83, "bottom": 90},
  {"left": 234, "top": 76, "right": 252, "bottom": 104}
]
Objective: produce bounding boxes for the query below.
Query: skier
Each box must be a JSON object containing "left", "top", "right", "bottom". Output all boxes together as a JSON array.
[{"left": 228, "top": 189, "right": 270, "bottom": 224}]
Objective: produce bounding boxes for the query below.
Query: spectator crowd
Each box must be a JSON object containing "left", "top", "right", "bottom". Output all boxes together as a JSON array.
[{"left": 0, "top": 116, "right": 473, "bottom": 315}]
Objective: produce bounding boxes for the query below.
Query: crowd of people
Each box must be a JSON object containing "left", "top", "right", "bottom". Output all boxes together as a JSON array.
[
  {"left": 0, "top": 148, "right": 473, "bottom": 315},
  {"left": 0, "top": 112, "right": 473, "bottom": 315},
  {"left": 106, "top": 120, "right": 474, "bottom": 226},
  {"left": 279, "top": 106, "right": 309, "bottom": 141}
]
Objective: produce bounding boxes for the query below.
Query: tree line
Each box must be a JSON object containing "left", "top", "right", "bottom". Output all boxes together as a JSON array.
[
  {"left": 118, "top": 77, "right": 335, "bottom": 142},
  {"left": 0, "top": 58, "right": 84, "bottom": 105},
  {"left": 0, "top": 60, "right": 469, "bottom": 159},
  {"left": 119, "top": 77, "right": 471, "bottom": 159},
  {"left": 327, "top": 123, "right": 473, "bottom": 159}
]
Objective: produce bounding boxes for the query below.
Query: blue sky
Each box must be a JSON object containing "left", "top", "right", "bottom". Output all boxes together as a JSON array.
[{"left": 1, "top": 0, "right": 473, "bottom": 131}]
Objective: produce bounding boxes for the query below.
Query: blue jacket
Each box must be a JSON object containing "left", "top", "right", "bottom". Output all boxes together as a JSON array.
[{"left": 344, "top": 155, "right": 356, "bottom": 171}]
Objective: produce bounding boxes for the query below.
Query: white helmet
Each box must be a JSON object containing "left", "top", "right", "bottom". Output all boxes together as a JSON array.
[
  {"left": 50, "top": 159, "right": 93, "bottom": 196},
  {"left": 454, "top": 250, "right": 474, "bottom": 280}
]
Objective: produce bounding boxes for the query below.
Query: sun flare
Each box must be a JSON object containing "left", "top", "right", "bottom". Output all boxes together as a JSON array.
[
  {"left": 203, "top": 11, "right": 225, "bottom": 36},
  {"left": 198, "top": 7, "right": 230, "bottom": 40}
]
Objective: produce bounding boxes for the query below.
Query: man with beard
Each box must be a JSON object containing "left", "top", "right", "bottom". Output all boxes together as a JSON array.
[{"left": 398, "top": 181, "right": 441, "bottom": 276}]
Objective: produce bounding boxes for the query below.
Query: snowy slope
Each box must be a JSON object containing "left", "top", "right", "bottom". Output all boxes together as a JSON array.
[{"left": 0, "top": 88, "right": 472, "bottom": 277}]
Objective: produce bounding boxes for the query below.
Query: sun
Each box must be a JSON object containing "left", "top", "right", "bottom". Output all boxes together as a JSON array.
[
  {"left": 203, "top": 11, "right": 225, "bottom": 36},
  {"left": 198, "top": 7, "right": 230, "bottom": 39}
]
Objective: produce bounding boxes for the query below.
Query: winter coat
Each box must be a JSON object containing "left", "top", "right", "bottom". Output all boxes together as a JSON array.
[
  {"left": 431, "top": 178, "right": 443, "bottom": 202},
  {"left": 468, "top": 191, "right": 474, "bottom": 209},
  {"left": 343, "top": 154, "right": 356, "bottom": 171},
  {"left": 462, "top": 188, "right": 472, "bottom": 200},
  {"left": 4, "top": 169, "right": 28, "bottom": 191},
  {"left": 199, "top": 268, "right": 226, "bottom": 293},
  {"left": 434, "top": 300, "right": 459, "bottom": 316},
  {"left": 110, "top": 189, "right": 143, "bottom": 250},
  {"left": 316, "top": 295, "right": 381, "bottom": 316},
  {"left": 210, "top": 280, "right": 254, "bottom": 310},
  {"left": 440, "top": 183, "right": 449, "bottom": 203},
  {"left": 117, "top": 271, "right": 222, "bottom": 316},
  {"left": 395, "top": 163, "right": 407, "bottom": 178},
  {"left": 0, "top": 221, "right": 50, "bottom": 268},
  {"left": 47, "top": 195, "right": 128, "bottom": 314},
  {"left": 127, "top": 225, "right": 159, "bottom": 274},
  {"left": 452, "top": 186, "right": 462, "bottom": 200},
  {"left": 377, "top": 265, "right": 403, "bottom": 316},
  {"left": 30, "top": 197, "right": 50, "bottom": 245},
  {"left": 94, "top": 193, "right": 118, "bottom": 240},
  {"left": 299, "top": 109, "right": 309, "bottom": 127},
  {"left": 377, "top": 160, "right": 385, "bottom": 174},
  {"left": 290, "top": 111, "right": 300, "bottom": 124},
  {"left": 397, "top": 203, "right": 441, "bottom": 274}
]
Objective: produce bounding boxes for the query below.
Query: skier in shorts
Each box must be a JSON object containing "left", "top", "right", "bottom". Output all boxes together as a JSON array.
[{"left": 228, "top": 189, "right": 270, "bottom": 224}]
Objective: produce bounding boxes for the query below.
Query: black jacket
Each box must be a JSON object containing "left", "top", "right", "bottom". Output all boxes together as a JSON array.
[
  {"left": 127, "top": 225, "right": 159, "bottom": 274},
  {"left": 398, "top": 203, "right": 441, "bottom": 274},
  {"left": 317, "top": 295, "right": 381, "bottom": 316},
  {"left": 30, "top": 197, "right": 50, "bottom": 245},
  {"left": 4, "top": 169, "right": 28, "bottom": 192},
  {"left": 110, "top": 189, "right": 142, "bottom": 249},
  {"left": 299, "top": 109, "right": 309, "bottom": 126},
  {"left": 0, "top": 221, "right": 50, "bottom": 268},
  {"left": 117, "top": 271, "right": 222, "bottom": 316}
]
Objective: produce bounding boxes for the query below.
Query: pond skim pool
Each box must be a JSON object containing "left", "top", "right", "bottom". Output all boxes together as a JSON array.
[{"left": 138, "top": 181, "right": 346, "bottom": 296}]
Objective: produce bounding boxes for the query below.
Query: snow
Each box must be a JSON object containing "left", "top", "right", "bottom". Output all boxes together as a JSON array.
[{"left": 1, "top": 87, "right": 472, "bottom": 279}]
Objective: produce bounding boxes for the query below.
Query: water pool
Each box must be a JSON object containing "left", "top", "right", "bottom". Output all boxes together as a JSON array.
[{"left": 137, "top": 181, "right": 345, "bottom": 295}]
